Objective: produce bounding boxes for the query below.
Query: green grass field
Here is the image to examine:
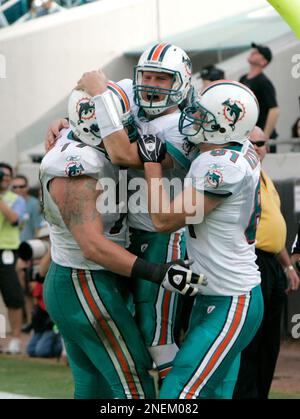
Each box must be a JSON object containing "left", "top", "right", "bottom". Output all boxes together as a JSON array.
[
  {"left": 0, "top": 355, "right": 299, "bottom": 399},
  {"left": 0, "top": 355, "right": 73, "bottom": 398}
]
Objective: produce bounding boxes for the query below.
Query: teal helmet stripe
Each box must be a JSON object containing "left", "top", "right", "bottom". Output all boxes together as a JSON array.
[
  {"left": 158, "top": 44, "right": 172, "bottom": 61},
  {"left": 107, "top": 81, "right": 130, "bottom": 114},
  {"left": 146, "top": 43, "right": 172, "bottom": 62},
  {"left": 147, "top": 44, "right": 160, "bottom": 61},
  {"left": 107, "top": 85, "right": 125, "bottom": 113}
]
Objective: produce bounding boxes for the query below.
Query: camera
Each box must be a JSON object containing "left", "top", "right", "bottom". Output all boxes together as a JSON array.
[
  {"left": 18, "top": 239, "right": 49, "bottom": 261},
  {"left": 18, "top": 240, "right": 50, "bottom": 284}
]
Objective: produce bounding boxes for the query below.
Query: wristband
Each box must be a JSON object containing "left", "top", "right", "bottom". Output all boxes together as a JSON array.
[
  {"left": 93, "top": 90, "right": 123, "bottom": 139},
  {"left": 131, "top": 257, "right": 166, "bottom": 284},
  {"left": 284, "top": 265, "right": 295, "bottom": 275}
]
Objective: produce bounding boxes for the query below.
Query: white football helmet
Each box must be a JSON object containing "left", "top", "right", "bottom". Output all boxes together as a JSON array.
[
  {"left": 133, "top": 43, "right": 192, "bottom": 116},
  {"left": 179, "top": 80, "right": 259, "bottom": 145},
  {"left": 68, "top": 81, "right": 137, "bottom": 146}
]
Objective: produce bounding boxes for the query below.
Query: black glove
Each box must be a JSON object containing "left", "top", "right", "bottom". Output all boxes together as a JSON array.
[
  {"left": 161, "top": 259, "right": 207, "bottom": 296},
  {"left": 137, "top": 134, "right": 167, "bottom": 163}
]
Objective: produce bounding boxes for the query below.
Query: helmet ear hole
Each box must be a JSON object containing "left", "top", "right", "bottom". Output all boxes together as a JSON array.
[{"left": 219, "top": 127, "right": 226, "bottom": 133}]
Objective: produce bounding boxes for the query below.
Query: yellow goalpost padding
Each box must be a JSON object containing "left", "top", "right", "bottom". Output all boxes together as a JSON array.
[{"left": 268, "top": 0, "right": 300, "bottom": 39}]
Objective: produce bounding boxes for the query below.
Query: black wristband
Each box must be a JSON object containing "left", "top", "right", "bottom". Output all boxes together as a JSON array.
[{"left": 131, "top": 257, "right": 167, "bottom": 284}]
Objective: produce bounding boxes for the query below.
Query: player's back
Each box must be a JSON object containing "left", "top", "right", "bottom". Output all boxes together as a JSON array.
[{"left": 185, "top": 143, "right": 261, "bottom": 296}]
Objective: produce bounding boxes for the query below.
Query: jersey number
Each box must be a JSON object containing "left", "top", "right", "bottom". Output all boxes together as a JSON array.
[{"left": 244, "top": 180, "right": 261, "bottom": 244}]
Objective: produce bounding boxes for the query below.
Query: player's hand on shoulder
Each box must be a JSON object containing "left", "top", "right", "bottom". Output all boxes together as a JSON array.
[
  {"left": 45, "top": 118, "right": 69, "bottom": 152},
  {"left": 161, "top": 259, "right": 207, "bottom": 296},
  {"left": 137, "top": 134, "right": 167, "bottom": 163}
]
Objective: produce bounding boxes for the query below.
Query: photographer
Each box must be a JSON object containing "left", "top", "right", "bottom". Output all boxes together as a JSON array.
[
  {"left": 26, "top": 248, "right": 63, "bottom": 358},
  {"left": 0, "top": 163, "right": 26, "bottom": 354},
  {"left": 18, "top": 227, "right": 63, "bottom": 358}
]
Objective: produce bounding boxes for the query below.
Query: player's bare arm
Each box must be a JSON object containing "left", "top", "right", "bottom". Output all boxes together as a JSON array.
[
  {"left": 144, "top": 162, "right": 221, "bottom": 233},
  {"left": 49, "top": 175, "right": 137, "bottom": 276}
]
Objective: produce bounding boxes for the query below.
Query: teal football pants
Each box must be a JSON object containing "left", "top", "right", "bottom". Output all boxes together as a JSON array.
[
  {"left": 160, "top": 285, "right": 264, "bottom": 399},
  {"left": 44, "top": 262, "right": 156, "bottom": 399}
]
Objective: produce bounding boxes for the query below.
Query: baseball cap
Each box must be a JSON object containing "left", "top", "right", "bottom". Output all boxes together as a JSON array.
[
  {"left": 251, "top": 42, "right": 272, "bottom": 63},
  {"left": 200, "top": 65, "right": 225, "bottom": 81}
]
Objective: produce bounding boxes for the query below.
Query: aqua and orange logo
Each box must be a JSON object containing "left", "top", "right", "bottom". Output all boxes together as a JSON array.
[
  {"left": 222, "top": 99, "right": 246, "bottom": 131},
  {"left": 77, "top": 98, "right": 95, "bottom": 123}
]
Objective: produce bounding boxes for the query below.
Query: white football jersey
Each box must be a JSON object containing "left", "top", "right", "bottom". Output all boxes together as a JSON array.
[
  {"left": 118, "top": 78, "right": 198, "bottom": 232},
  {"left": 40, "top": 128, "right": 127, "bottom": 270},
  {"left": 185, "top": 144, "right": 261, "bottom": 296}
]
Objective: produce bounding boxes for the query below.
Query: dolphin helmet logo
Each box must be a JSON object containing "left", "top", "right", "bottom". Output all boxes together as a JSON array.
[
  {"left": 77, "top": 98, "right": 95, "bottom": 123},
  {"left": 222, "top": 99, "right": 245, "bottom": 131}
]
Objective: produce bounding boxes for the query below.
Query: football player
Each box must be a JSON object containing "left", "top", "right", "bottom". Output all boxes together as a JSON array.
[{"left": 137, "top": 80, "right": 264, "bottom": 399}]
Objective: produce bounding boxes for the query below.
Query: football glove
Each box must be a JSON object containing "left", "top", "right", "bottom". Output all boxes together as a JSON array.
[
  {"left": 161, "top": 259, "right": 207, "bottom": 296},
  {"left": 137, "top": 134, "right": 167, "bottom": 163}
]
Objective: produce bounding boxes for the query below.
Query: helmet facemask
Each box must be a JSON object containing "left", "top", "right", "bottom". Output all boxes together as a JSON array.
[
  {"left": 179, "top": 102, "right": 218, "bottom": 143},
  {"left": 133, "top": 67, "right": 184, "bottom": 116}
]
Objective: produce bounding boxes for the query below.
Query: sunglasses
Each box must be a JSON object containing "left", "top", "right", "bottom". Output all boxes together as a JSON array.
[
  {"left": 12, "top": 184, "right": 27, "bottom": 189},
  {"left": 250, "top": 141, "right": 266, "bottom": 148}
]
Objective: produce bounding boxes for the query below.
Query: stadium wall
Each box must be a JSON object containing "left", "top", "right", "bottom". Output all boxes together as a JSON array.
[{"left": 0, "top": 0, "right": 265, "bottom": 165}]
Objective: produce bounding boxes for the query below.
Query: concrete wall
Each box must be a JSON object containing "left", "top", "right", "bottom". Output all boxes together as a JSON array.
[
  {"left": 0, "top": 0, "right": 157, "bottom": 164},
  {"left": 0, "top": 0, "right": 266, "bottom": 165}
]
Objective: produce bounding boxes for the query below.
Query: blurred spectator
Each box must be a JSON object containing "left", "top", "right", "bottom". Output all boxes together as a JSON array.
[
  {"left": 200, "top": 64, "right": 225, "bottom": 90},
  {"left": 233, "top": 127, "right": 300, "bottom": 399},
  {"left": 12, "top": 175, "right": 43, "bottom": 331},
  {"left": 26, "top": 248, "right": 63, "bottom": 358},
  {"left": 0, "top": 162, "right": 26, "bottom": 354},
  {"left": 12, "top": 175, "right": 43, "bottom": 242},
  {"left": 240, "top": 43, "right": 279, "bottom": 153},
  {"left": 291, "top": 117, "right": 300, "bottom": 152},
  {"left": 15, "top": 0, "right": 65, "bottom": 23}
]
